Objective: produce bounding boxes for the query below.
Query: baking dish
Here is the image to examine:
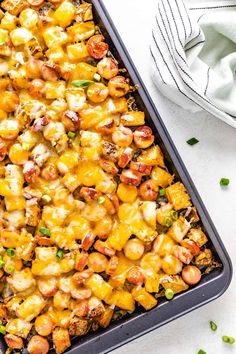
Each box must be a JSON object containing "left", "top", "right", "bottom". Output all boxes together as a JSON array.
[{"left": 0, "top": 0, "right": 232, "bottom": 353}]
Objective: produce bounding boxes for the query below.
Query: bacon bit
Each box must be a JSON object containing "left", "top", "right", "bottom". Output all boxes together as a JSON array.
[
  {"left": 41, "top": 62, "right": 60, "bottom": 82},
  {"left": 106, "top": 256, "right": 118, "bottom": 276},
  {"left": 100, "top": 159, "right": 118, "bottom": 175},
  {"left": 120, "top": 169, "right": 142, "bottom": 186},
  {"left": 32, "top": 116, "right": 50, "bottom": 132},
  {"left": 72, "top": 270, "right": 93, "bottom": 286},
  {"left": 79, "top": 187, "right": 100, "bottom": 202},
  {"left": 130, "top": 161, "right": 152, "bottom": 175},
  {"left": 118, "top": 147, "right": 133, "bottom": 168},
  {"left": 41, "top": 163, "right": 58, "bottom": 181},
  {"left": 23, "top": 186, "right": 42, "bottom": 201},
  {"left": 94, "top": 240, "right": 115, "bottom": 257},
  {"left": 81, "top": 231, "right": 96, "bottom": 251},
  {"left": 23, "top": 161, "right": 40, "bottom": 184},
  {"left": 35, "top": 235, "right": 54, "bottom": 246},
  {"left": 75, "top": 251, "right": 88, "bottom": 272}
]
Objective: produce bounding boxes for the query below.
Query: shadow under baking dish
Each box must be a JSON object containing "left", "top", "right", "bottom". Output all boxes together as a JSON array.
[{"left": 0, "top": 0, "right": 232, "bottom": 353}]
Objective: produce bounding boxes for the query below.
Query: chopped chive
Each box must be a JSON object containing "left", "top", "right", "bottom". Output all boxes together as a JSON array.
[
  {"left": 39, "top": 227, "right": 51, "bottom": 236},
  {"left": 220, "top": 178, "right": 230, "bottom": 186},
  {"left": 209, "top": 320, "right": 217, "bottom": 332},
  {"left": 159, "top": 188, "right": 166, "bottom": 197},
  {"left": 56, "top": 249, "right": 64, "bottom": 260},
  {"left": 41, "top": 195, "right": 51, "bottom": 204},
  {"left": 165, "top": 288, "right": 174, "bottom": 300},
  {"left": 0, "top": 34, "right": 5, "bottom": 46},
  {"left": 6, "top": 265, "right": 15, "bottom": 273},
  {"left": 0, "top": 255, "right": 4, "bottom": 268},
  {"left": 72, "top": 80, "right": 94, "bottom": 88},
  {"left": 170, "top": 210, "right": 178, "bottom": 220},
  {"left": 6, "top": 248, "right": 16, "bottom": 257},
  {"left": 197, "top": 350, "right": 206, "bottom": 354},
  {"left": 163, "top": 216, "right": 173, "bottom": 227},
  {"left": 186, "top": 137, "right": 199, "bottom": 146},
  {"left": 97, "top": 196, "right": 106, "bottom": 204},
  {"left": 0, "top": 324, "right": 6, "bottom": 335},
  {"left": 222, "top": 336, "right": 235, "bottom": 344},
  {"left": 68, "top": 131, "right": 76, "bottom": 139}
]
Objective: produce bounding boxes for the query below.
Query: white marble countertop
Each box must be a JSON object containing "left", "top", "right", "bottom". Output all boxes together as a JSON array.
[{"left": 102, "top": 1, "right": 236, "bottom": 353}]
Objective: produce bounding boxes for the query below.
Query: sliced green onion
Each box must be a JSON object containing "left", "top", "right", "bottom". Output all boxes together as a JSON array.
[
  {"left": 56, "top": 249, "right": 64, "bottom": 260},
  {"left": 6, "top": 248, "right": 16, "bottom": 257},
  {"left": 197, "top": 350, "right": 206, "bottom": 354},
  {"left": 0, "top": 255, "right": 4, "bottom": 268},
  {"left": 41, "top": 195, "right": 51, "bottom": 204},
  {"left": 222, "top": 335, "right": 235, "bottom": 344},
  {"left": 186, "top": 137, "right": 199, "bottom": 146},
  {"left": 22, "top": 142, "right": 31, "bottom": 151},
  {"left": 165, "top": 288, "right": 174, "bottom": 300},
  {"left": 97, "top": 196, "right": 106, "bottom": 204},
  {"left": 163, "top": 216, "right": 173, "bottom": 228},
  {"left": 0, "top": 324, "right": 6, "bottom": 335},
  {"left": 170, "top": 210, "right": 178, "bottom": 220},
  {"left": 39, "top": 227, "right": 51, "bottom": 236},
  {"left": 209, "top": 320, "right": 217, "bottom": 332},
  {"left": 0, "top": 34, "right": 5, "bottom": 46},
  {"left": 72, "top": 80, "right": 94, "bottom": 88},
  {"left": 220, "top": 178, "right": 230, "bottom": 186},
  {"left": 6, "top": 265, "right": 15, "bottom": 273},
  {"left": 159, "top": 188, "right": 166, "bottom": 197},
  {"left": 68, "top": 131, "right": 76, "bottom": 139}
]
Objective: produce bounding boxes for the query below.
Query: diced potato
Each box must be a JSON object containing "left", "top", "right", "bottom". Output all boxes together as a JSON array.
[
  {"left": 66, "top": 88, "right": 87, "bottom": 112},
  {"left": 53, "top": 290, "right": 70, "bottom": 310},
  {"left": 77, "top": 161, "right": 103, "bottom": 187},
  {"left": 132, "top": 287, "right": 157, "bottom": 310},
  {"left": 145, "top": 273, "right": 160, "bottom": 293},
  {"left": 107, "top": 289, "right": 135, "bottom": 311},
  {"left": 140, "top": 201, "right": 156, "bottom": 228},
  {"left": 67, "top": 21, "right": 95, "bottom": 41},
  {"left": 195, "top": 249, "right": 213, "bottom": 266},
  {"left": 56, "top": 150, "right": 79, "bottom": 174},
  {"left": 53, "top": 327, "right": 71, "bottom": 354},
  {"left": 107, "top": 222, "right": 132, "bottom": 251},
  {"left": 19, "top": 8, "right": 38, "bottom": 28},
  {"left": 71, "top": 62, "right": 97, "bottom": 81},
  {"left": 168, "top": 216, "right": 191, "bottom": 242},
  {"left": 1, "top": 13, "right": 17, "bottom": 31},
  {"left": 6, "top": 319, "right": 32, "bottom": 339},
  {"left": 43, "top": 26, "right": 68, "bottom": 48},
  {"left": 104, "top": 97, "right": 128, "bottom": 114},
  {"left": 18, "top": 130, "right": 40, "bottom": 150},
  {"left": 162, "top": 255, "right": 183, "bottom": 275},
  {"left": 166, "top": 182, "right": 192, "bottom": 211},
  {"left": 7, "top": 268, "right": 36, "bottom": 293},
  {"left": 80, "top": 106, "right": 104, "bottom": 130},
  {"left": 121, "top": 111, "right": 145, "bottom": 126},
  {"left": 137, "top": 145, "right": 165, "bottom": 166},
  {"left": 46, "top": 46, "right": 66, "bottom": 63},
  {"left": 45, "top": 81, "right": 66, "bottom": 100},
  {"left": 53, "top": 1, "right": 76, "bottom": 28},
  {"left": 85, "top": 274, "right": 113, "bottom": 301},
  {"left": 80, "top": 130, "right": 101, "bottom": 147},
  {"left": 153, "top": 234, "right": 176, "bottom": 257},
  {"left": 1, "top": 0, "right": 27, "bottom": 16},
  {"left": 68, "top": 317, "right": 90, "bottom": 336},
  {"left": 117, "top": 183, "right": 138, "bottom": 203},
  {"left": 76, "top": 3, "right": 93, "bottom": 22},
  {"left": 67, "top": 42, "right": 88, "bottom": 61},
  {"left": 160, "top": 274, "right": 189, "bottom": 294},
  {"left": 151, "top": 166, "right": 174, "bottom": 187},
  {"left": 32, "top": 260, "right": 61, "bottom": 277},
  {"left": 10, "top": 28, "right": 33, "bottom": 46},
  {"left": 96, "top": 307, "right": 114, "bottom": 328},
  {"left": 5, "top": 196, "right": 25, "bottom": 211},
  {"left": 140, "top": 252, "right": 162, "bottom": 273},
  {"left": 16, "top": 293, "right": 46, "bottom": 321},
  {"left": 108, "top": 253, "right": 133, "bottom": 288},
  {"left": 5, "top": 210, "right": 25, "bottom": 228},
  {"left": 187, "top": 228, "right": 208, "bottom": 247},
  {"left": 42, "top": 206, "right": 70, "bottom": 228}
]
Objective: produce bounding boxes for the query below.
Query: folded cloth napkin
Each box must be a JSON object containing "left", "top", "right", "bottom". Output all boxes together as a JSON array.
[{"left": 150, "top": 0, "right": 236, "bottom": 128}]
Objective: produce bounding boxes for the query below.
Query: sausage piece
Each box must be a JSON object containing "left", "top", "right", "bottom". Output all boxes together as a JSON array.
[{"left": 27, "top": 335, "right": 49, "bottom": 354}]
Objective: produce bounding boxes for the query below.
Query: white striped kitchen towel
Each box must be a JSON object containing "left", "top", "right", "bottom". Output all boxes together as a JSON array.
[{"left": 150, "top": 0, "right": 236, "bottom": 128}]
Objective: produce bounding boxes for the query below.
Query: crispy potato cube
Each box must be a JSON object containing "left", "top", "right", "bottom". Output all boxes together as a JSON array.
[
  {"left": 132, "top": 287, "right": 157, "bottom": 310},
  {"left": 16, "top": 293, "right": 45, "bottom": 321},
  {"left": 153, "top": 234, "right": 176, "bottom": 257},
  {"left": 6, "top": 210, "right": 25, "bottom": 228},
  {"left": 45, "top": 81, "right": 65, "bottom": 100},
  {"left": 88, "top": 296, "right": 105, "bottom": 317},
  {"left": 85, "top": 274, "right": 113, "bottom": 301},
  {"left": 1, "top": 12, "right": 17, "bottom": 31},
  {"left": 140, "top": 201, "right": 156, "bottom": 228},
  {"left": 108, "top": 253, "right": 133, "bottom": 288},
  {"left": 68, "top": 317, "right": 90, "bottom": 336},
  {"left": 10, "top": 28, "right": 33, "bottom": 46},
  {"left": 5, "top": 196, "right": 25, "bottom": 211},
  {"left": 168, "top": 216, "right": 191, "bottom": 242},
  {"left": 26, "top": 202, "right": 40, "bottom": 227},
  {"left": 107, "top": 289, "right": 135, "bottom": 312},
  {"left": 107, "top": 222, "right": 132, "bottom": 251},
  {"left": 1, "top": 0, "right": 27, "bottom": 16},
  {"left": 188, "top": 228, "right": 208, "bottom": 247},
  {"left": 117, "top": 183, "right": 138, "bottom": 203},
  {"left": 66, "top": 88, "right": 87, "bottom": 112},
  {"left": 71, "top": 62, "right": 97, "bottom": 81},
  {"left": 166, "top": 182, "right": 192, "bottom": 211},
  {"left": 53, "top": 290, "right": 70, "bottom": 310},
  {"left": 67, "top": 42, "right": 88, "bottom": 61},
  {"left": 96, "top": 307, "right": 114, "bottom": 328},
  {"left": 137, "top": 145, "right": 165, "bottom": 166},
  {"left": 6, "top": 319, "right": 32, "bottom": 339},
  {"left": 76, "top": 3, "right": 93, "bottom": 21},
  {"left": 162, "top": 255, "right": 183, "bottom": 275},
  {"left": 67, "top": 21, "right": 95, "bottom": 41},
  {"left": 53, "top": 328, "right": 71, "bottom": 354},
  {"left": 121, "top": 111, "right": 145, "bottom": 126},
  {"left": 160, "top": 274, "right": 189, "bottom": 294},
  {"left": 43, "top": 26, "right": 68, "bottom": 48},
  {"left": 7, "top": 268, "right": 36, "bottom": 293},
  {"left": 151, "top": 166, "right": 174, "bottom": 187},
  {"left": 195, "top": 249, "right": 213, "bottom": 266},
  {"left": 145, "top": 274, "right": 160, "bottom": 293},
  {"left": 53, "top": 1, "right": 76, "bottom": 28}
]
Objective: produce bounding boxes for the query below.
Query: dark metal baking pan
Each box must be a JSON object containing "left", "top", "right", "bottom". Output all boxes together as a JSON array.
[{"left": 0, "top": 0, "right": 232, "bottom": 353}]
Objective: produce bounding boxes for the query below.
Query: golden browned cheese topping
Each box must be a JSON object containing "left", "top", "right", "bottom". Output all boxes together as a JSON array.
[{"left": 0, "top": 1, "right": 214, "bottom": 353}]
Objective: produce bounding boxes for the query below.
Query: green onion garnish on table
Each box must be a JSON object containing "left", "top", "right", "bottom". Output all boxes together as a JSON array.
[
  {"left": 220, "top": 178, "right": 230, "bottom": 186},
  {"left": 222, "top": 335, "right": 235, "bottom": 344},
  {"left": 209, "top": 320, "right": 217, "bottom": 332},
  {"left": 197, "top": 350, "right": 206, "bottom": 354},
  {"left": 186, "top": 137, "right": 199, "bottom": 146}
]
